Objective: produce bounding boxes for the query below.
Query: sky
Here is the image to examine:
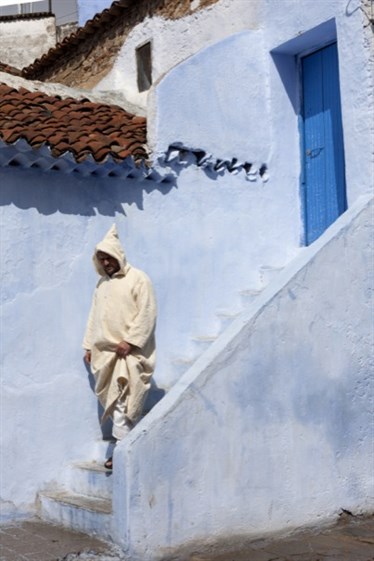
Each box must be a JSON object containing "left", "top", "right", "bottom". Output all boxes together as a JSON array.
[{"left": 0, "top": 0, "right": 78, "bottom": 25}]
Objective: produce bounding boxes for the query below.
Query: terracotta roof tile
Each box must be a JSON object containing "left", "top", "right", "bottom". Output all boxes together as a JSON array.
[
  {"left": 0, "top": 12, "right": 53, "bottom": 23},
  {"left": 0, "top": 83, "right": 147, "bottom": 164},
  {"left": 0, "top": 62, "right": 23, "bottom": 76}
]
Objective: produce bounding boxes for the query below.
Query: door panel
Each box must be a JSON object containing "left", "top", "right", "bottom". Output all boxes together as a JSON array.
[{"left": 302, "top": 43, "right": 347, "bottom": 245}]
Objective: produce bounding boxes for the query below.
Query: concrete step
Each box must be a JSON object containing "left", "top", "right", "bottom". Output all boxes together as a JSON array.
[
  {"left": 68, "top": 461, "right": 113, "bottom": 500},
  {"left": 239, "top": 287, "right": 263, "bottom": 304},
  {"left": 216, "top": 311, "right": 240, "bottom": 330},
  {"left": 90, "top": 437, "right": 116, "bottom": 463},
  {"left": 39, "top": 488, "right": 112, "bottom": 540},
  {"left": 259, "top": 265, "right": 283, "bottom": 285},
  {"left": 172, "top": 357, "right": 195, "bottom": 376},
  {"left": 191, "top": 334, "right": 218, "bottom": 353}
]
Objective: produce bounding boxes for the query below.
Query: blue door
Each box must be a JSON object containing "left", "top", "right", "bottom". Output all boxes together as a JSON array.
[{"left": 302, "top": 43, "right": 347, "bottom": 245}]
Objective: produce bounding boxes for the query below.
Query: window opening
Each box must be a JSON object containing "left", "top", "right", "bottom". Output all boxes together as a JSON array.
[{"left": 136, "top": 41, "right": 152, "bottom": 92}]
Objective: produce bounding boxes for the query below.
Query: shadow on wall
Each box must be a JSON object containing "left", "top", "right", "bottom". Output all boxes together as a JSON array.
[
  {"left": 270, "top": 18, "right": 337, "bottom": 114},
  {"left": 0, "top": 167, "right": 176, "bottom": 216}
]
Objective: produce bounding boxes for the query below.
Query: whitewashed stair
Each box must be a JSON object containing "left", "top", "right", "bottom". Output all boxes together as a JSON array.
[
  {"left": 38, "top": 458, "right": 113, "bottom": 540},
  {"left": 172, "top": 265, "right": 284, "bottom": 377}
]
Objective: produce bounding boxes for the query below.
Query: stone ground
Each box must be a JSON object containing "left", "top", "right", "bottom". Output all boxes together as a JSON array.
[{"left": 0, "top": 514, "right": 373, "bottom": 561}]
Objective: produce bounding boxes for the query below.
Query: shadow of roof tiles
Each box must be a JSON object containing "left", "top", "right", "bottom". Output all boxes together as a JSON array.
[{"left": 0, "top": 82, "right": 147, "bottom": 164}]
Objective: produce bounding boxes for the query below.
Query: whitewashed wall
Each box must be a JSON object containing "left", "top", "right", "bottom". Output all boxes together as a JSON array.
[
  {"left": 94, "top": 0, "right": 261, "bottom": 109},
  {"left": 113, "top": 195, "right": 374, "bottom": 560},
  {"left": 0, "top": 16, "right": 56, "bottom": 68}
]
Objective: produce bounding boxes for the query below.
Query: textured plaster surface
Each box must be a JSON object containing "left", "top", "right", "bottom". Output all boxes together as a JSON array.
[
  {"left": 0, "top": 17, "right": 56, "bottom": 69},
  {"left": 113, "top": 195, "right": 374, "bottom": 560}
]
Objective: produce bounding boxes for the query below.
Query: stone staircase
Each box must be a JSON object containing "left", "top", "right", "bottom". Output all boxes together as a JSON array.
[
  {"left": 37, "top": 264, "right": 284, "bottom": 538},
  {"left": 172, "top": 264, "right": 283, "bottom": 377},
  {"left": 38, "top": 441, "right": 115, "bottom": 540}
]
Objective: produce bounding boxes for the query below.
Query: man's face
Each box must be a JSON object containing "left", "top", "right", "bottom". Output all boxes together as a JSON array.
[{"left": 96, "top": 251, "right": 120, "bottom": 277}]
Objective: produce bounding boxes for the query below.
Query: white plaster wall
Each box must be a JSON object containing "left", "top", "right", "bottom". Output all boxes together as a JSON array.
[
  {"left": 113, "top": 195, "right": 373, "bottom": 560},
  {"left": 94, "top": 0, "right": 262, "bottom": 109},
  {"left": 0, "top": 17, "right": 56, "bottom": 68}
]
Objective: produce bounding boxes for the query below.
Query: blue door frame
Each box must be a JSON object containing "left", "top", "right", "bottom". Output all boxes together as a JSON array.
[{"left": 301, "top": 43, "right": 347, "bottom": 245}]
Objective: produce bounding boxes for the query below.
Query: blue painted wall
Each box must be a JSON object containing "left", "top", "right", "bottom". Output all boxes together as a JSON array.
[{"left": 0, "top": 159, "right": 297, "bottom": 518}]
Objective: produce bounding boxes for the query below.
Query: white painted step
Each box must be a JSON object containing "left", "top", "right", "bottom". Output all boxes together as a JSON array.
[
  {"left": 90, "top": 437, "right": 116, "bottom": 463},
  {"left": 39, "top": 488, "right": 112, "bottom": 540},
  {"left": 240, "top": 287, "right": 263, "bottom": 304},
  {"left": 191, "top": 334, "right": 218, "bottom": 353},
  {"left": 259, "top": 265, "right": 283, "bottom": 285},
  {"left": 216, "top": 311, "right": 240, "bottom": 330},
  {"left": 68, "top": 461, "right": 113, "bottom": 500},
  {"left": 172, "top": 357, "right": 195, "bottom": 376}
]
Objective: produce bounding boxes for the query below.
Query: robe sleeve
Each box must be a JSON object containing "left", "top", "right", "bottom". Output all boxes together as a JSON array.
[
  {"left": 126, "top": 276, "right": 157, "bottom": 349},
  {"left": 82, "top": 291, "right": 97, "bottom": 350}
]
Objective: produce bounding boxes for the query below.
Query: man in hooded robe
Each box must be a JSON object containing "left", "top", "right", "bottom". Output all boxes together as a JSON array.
[{"left": 83, "top": 225, "right": 157, "bottom": 469}]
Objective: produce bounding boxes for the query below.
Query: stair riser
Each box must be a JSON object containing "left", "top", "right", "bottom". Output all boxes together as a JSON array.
[
  {"left": 259, "top": 266, "right": 283, "bottom": 285},
  {"left": 68, "top": 467, "right": 113, "bottom": 500},
  {"left": 39, "top": 495, "right": 113, "bottom": 540},
  {"left": 90, "top": 439, "right": 116, "bottom": 462},
  {"left": 217, "top": 315, "right": 237, "bottom": 330},
  {"left": 191, "top": 338, "right": 216, "bottom": 355}
]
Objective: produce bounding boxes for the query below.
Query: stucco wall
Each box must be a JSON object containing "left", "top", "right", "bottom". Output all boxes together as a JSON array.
[
  {"left": 95, "top": 0, "right": 261, "bottom": 108},
  {"left": 112, "top": 195, "right": 373, "bottom": 560},
  {"left": 0, "top": 153, "right": 299, "bottom": 517},
  {"left": 0, "top": 16, "right": 56, "bottom": 69}
]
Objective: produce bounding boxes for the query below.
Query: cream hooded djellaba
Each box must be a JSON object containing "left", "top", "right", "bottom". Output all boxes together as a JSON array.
[{"left": 82, "top": 225, "right": 157, "bottom": 425}]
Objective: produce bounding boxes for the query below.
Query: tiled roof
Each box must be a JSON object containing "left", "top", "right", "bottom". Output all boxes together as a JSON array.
[
  {"left": 0, "top": 83, "right": 147, "bottom": 164},
  {"left": 0, "top": 12, "right": 52, "bottom": 22},
  {"left": 20, "top": 0, "right": 219, "bottom": 82},
  {"left": 22, "top": 0, "right": 132, "bottom": 80},
  {"left": 0, "top": 62, "right": 22, "bottom": 77}
]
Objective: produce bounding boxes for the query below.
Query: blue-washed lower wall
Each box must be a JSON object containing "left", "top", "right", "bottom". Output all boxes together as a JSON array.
[{"left": 113, "top": 196, "right": 373, "bottom": 560}]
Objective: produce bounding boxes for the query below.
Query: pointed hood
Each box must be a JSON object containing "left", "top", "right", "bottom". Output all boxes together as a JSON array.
[{"left": 93, "top": 224, "right": 129, "bottom": 277}]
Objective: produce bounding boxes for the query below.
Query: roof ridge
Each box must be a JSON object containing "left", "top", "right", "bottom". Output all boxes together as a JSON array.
[
  {"left": 0, "top": 12, "right": 53, "bottom": 22},
  {"left": 0, "top": 62, "right": 22, "bottom": 77}
]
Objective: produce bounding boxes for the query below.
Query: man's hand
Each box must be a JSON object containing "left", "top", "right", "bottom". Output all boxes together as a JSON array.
[
  {"left": 116, "top": 341, "right": 133, "bottom": 359},
  {"left": 84, "top": 350, "right": 91, "bottom": 364}
]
